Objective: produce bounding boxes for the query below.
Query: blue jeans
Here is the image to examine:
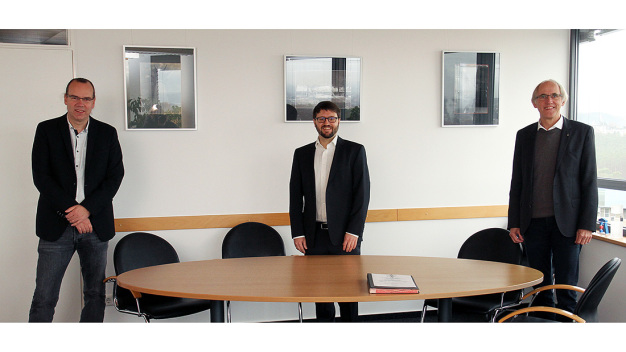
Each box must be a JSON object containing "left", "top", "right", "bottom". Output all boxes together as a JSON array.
[
  {"left": 525, "top": 217, "right": 581, "bottom": 319},
  {"left": 29, "top": 226, "right": 108, "bottom": 322}
]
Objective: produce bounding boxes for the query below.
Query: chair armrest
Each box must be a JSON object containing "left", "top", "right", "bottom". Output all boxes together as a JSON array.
[
  {"left": 521, "top": 284, "right": 585, "bottom": 301},
  {"left": 102, "top": 276, "right": 141, "bottom": 298},
  {"left": 498, "top": 306, "right": 586, "bottom": 323}
]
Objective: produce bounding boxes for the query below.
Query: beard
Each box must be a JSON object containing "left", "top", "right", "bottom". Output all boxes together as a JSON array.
[{"left": 316, "top": 124, "right": 338, "bottom": 139}]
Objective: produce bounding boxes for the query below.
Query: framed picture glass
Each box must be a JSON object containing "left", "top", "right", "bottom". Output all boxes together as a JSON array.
[
  {"left": 442, "top": 51, "right": 500, "bottom": 127},
  {"left": 284, "top": 55, "right": 361, "bottom": 122},
  {"left": 123, "top": 46, "right": 197, "bottom": 130}
]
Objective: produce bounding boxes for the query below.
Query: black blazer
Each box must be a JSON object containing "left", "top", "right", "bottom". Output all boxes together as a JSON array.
[
  {"left": 32, "top": 115, "right": 124, "bottom": 242},
  {"left": 289, "top": 137, "right": 370, "bottom": 246},
  {"left": 508, "top": 117, "right": 597, "bottom": 238}
]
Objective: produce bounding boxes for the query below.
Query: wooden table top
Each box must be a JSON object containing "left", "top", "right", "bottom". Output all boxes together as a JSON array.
[{"left": 116, "top": 255, "right": 543, "bottom": 303}]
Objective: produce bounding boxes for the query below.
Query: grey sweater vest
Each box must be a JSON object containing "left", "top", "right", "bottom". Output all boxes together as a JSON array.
[{"left": 532, "top": 128, "right": 562, "bottom": 218}]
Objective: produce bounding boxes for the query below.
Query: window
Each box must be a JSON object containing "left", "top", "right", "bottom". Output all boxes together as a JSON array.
[
  {"left": 572, "top": 29, "right": 626, "bottom": 236},
  {"left": 0, "top": 29, "right": 68, "bottom": 45}
]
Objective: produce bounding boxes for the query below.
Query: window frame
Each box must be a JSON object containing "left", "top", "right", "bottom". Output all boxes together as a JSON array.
[{"left": 569, "top": 29, "right": 626, "bottom": 192}]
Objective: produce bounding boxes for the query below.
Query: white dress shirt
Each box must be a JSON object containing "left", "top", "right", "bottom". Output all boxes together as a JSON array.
[
  {"left": 68, "top": 118, "right": 88, "bottom": 203},
  {"left": 314, "top": 136, "right": 337, "bottom": 222},
  {"left": 537, "top": 115, "right": 564, "bottom": 131}
]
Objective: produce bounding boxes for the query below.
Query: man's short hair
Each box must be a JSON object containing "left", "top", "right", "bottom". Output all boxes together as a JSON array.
[
  {"left": 532, "top": 79, "right": 568, "bottom": 104},
  {"left": 65, "top": 78, "right": 95, "bottom": 98},
  {"left": 312, "top": 101, "right": 341, "bottom": 119}
]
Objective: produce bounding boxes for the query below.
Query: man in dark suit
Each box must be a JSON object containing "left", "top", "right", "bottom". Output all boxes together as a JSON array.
[
  {"left": 29, "top": 78, "right": 124, "bottom": 322},
  {"left": 508, "top": 79, "right": 597, "bottom": 317},
  {"left": 289, "top": 101, "right": 370, "bottom": 322}
]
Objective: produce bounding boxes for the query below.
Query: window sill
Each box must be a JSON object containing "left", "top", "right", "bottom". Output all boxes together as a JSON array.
[{"left": 593, "top": 233, "right": 626, "bottom": 248}]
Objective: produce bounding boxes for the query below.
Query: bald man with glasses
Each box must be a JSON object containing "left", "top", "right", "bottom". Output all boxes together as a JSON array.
[{"left": 29, "top": 78, "right": 124, "bottom": 322}]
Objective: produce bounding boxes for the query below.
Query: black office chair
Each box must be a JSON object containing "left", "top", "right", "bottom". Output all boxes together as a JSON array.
[
  {"left": 499, "top": 257, "right": 621, "bottom": 323},
  {"left": 222, "top": 222, "right": 286, "bottom": 259},
  {"left": 221, "top": 222, "right": 290, "bottom": 322},
  {"left": 105, "top": 232, "right": 213, "bottom": 322},
  {"left": 421, "top": 228, "right": 525, "bottom": 322}
]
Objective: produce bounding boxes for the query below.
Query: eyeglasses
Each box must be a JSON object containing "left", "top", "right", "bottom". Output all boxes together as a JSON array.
[
  {"left": 314, "top": 116, "right": 338, "bottom": 123},
  {"left": 66, "top": 95, "right": 94, "bottom": 103},
  {"left": 535, "top": 93, "right": 562, "bottom": 100}
]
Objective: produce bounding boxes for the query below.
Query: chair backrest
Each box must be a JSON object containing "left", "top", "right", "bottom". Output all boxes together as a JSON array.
[
  {"left": 458, "top": 228, "right": 523, "bottom": 265},
  {"left": 222, "top": 222, "right": 285, "bottom": 259},
  {"left": 114, "top": 232, "right": 180, "bottom": 275},
  {"left": 575, "top": 257, "right": 621, "bottom": 322}
]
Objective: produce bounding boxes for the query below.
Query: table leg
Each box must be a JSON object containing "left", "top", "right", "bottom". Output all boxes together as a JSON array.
[
  {"left": 210, "top": 300, "right": 225, "bottom": 322},
  {"left": 437, "top": 298, "right": 452, "bottom": 322}
]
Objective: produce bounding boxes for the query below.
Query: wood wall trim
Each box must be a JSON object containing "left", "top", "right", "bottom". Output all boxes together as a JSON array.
[
  {"left": 114, "top": 205, "right": 626, "bottom": 249},
  {"left": 398, "top": 205, "right": 509, "bottom": 221},
  {"left": 114, "top": 206, "right": 507, "bottom": 233}
]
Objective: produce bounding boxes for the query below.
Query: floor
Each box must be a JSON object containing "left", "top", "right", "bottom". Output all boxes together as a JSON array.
[{"left": 288, "top": 309, "right": 493, "bottom": 323}]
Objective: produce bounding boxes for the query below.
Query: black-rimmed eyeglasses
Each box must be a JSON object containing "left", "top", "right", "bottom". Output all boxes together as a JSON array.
[
  {"left": 314, "top": 116, "right": 338, "bottom": 123},
  {"left": 66, "top": 95, "right": 94, "bottom": 103}
]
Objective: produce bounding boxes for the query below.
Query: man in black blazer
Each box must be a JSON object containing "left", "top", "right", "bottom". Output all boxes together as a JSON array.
[
  {"left": 29, "top": 78, "right": 124, "bottom": 322},
  {"left": 289, "top": 101, "right": 370, "bottom": 322},
  {"left": 508, "top": 79, "right": 597, "bottom": 317}
]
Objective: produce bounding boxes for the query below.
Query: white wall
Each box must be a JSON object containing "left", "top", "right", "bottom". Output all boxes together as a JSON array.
[
  {"left": 0, "top": 45, "right": 80, "bottom": 322},
  {"left": 2, "top": 29, "right": 585, "bottom": 323}
]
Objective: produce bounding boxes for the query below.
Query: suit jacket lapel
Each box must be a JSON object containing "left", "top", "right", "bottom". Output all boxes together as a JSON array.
[
  {"left": 59, "top": 114, "right": 74, "bottom": 162},
  {"left": 327, "top": 137, "right": 343, "bottom": 183},
  {"left": 522, "top": 125, "right": 537, "bottom": 174},
  {"left": 555, "top": 117, "right": 572, "bottom": 171},
  {"left": 302, "top": 142, "right": 316, "bottom": 192},
  {"left": 85, "top": 117, "right": 97, "bottom": 175}
]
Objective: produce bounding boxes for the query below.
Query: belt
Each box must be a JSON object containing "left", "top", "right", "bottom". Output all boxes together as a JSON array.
[{"left": 316, "top": 222, "right": 328, "bottom": 230}]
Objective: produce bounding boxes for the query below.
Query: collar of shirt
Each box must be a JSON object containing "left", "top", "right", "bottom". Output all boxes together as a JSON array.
[
  {"left": 537, "top": 115, "right": 564, "bottom": 131},
  {"left": 67, "top": 117, "right": 90, "bottom": 135},
  {"left": 315, "top": 135, "right": 338, "bottom": 150}
]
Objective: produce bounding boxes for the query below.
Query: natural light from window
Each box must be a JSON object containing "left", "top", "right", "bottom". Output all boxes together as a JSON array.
[{"left": 577, "top": 29, "right": 626, "bottom": 236}]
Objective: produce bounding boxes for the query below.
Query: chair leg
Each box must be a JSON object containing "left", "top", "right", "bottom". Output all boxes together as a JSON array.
[
  {"left": 135, "top": 298, "right": 150, "bottom": 323},
  {"left": 298, "top": 302, "right": 303, "bottom": 323},
  {"left": 226, "top": 301, "right": 231, "bottom": 323},
  {"left": 420, "top": 303, "right": 428, "bottom": 323}
]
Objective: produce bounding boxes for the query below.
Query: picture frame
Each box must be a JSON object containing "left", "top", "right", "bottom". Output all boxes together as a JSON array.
[
  {"left": 442, "top": 51, "right": 500, "bottom": 127},
  {"left": 284, "top": 55, "right": 361, "bottom": 122},
  {"left": 123, "top": 46, "right": 198, "bottom": 130}
]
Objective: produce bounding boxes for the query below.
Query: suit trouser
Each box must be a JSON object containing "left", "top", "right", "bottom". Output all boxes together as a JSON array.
[
  {"left": 306, "top": 223, "right": 360, "bottom": 322},
  {"left": 524, "top": 216, "right": 581, "bottom": 320}
]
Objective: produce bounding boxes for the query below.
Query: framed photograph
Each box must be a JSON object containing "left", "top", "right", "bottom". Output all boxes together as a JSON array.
[
  {"left": 123, "top": 46, "right": 197, "bottom": 130},
  {"left": 442, "top": 51, "right": 500, "bottom": 127},
  {"left": 284, "top": 55, "right": 361, "bottom": 122}
]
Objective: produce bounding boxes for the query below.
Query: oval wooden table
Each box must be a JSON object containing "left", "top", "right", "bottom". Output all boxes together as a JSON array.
[{"left": 116, "top": 255, "right": 543, "bottom": 322}]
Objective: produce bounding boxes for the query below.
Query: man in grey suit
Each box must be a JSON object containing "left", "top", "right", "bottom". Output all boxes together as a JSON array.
[
  {"left": 289, "top": 101, "right": 370, "bottom": 322},
  {"left": 508, "top": 79, "right": 597, "bottom": 318}
]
